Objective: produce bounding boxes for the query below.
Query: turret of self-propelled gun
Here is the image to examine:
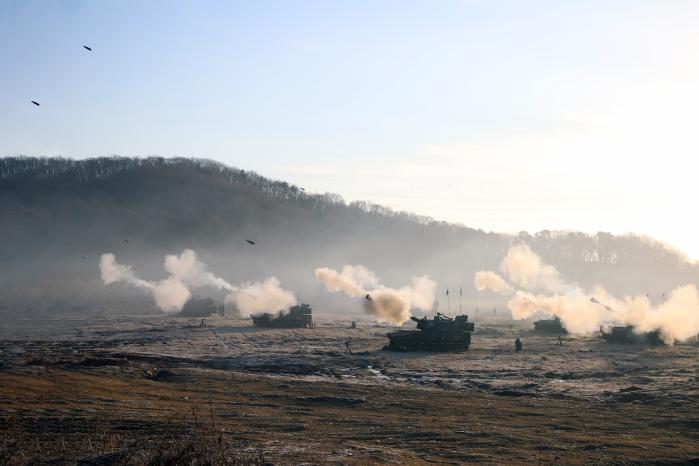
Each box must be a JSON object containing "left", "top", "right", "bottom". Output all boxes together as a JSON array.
[{"left": 383, "top": 312, "right": 475, "bottom": 351}]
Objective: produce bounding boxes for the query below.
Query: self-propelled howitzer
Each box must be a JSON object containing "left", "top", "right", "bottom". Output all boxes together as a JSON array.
[
  {"left": 383, "top": 313, "right": 474, "bottom": 352},
  {"left": 251, "top": 303, "right": 314, "bottom": 328}
]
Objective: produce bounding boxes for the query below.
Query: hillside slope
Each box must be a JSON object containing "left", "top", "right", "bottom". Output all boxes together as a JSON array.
[{"left": 0, "top": 156, "right": 694, "bottom": 315}]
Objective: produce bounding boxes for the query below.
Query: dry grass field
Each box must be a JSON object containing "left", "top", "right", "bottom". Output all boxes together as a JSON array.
[{"left": 1, "top": 316, "right": 698, "bottom": 464}]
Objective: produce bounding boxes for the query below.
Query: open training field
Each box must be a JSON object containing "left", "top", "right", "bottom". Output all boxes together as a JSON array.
[{"left": 1, "top": 315, "right": 698, "bottom": 464}]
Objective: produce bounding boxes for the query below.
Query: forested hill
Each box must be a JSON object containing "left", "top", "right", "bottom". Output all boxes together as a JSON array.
[{"left": 0, "top": 156, "right": 695, "bottom": 315}]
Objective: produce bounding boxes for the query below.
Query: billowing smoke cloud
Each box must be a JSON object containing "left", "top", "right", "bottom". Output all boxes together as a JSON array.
[
  {"left": 500, "top": 243, "right": 565, "bottom": 293},
  {"left": 475, "top": 244, "right": 699, "bottom": 343},
  {"left": 100, "top": 249, "right": 295, "bottom": 316},
  {"left": 314, "top": 265, "right": 378, "bottom": 297},
  {"left": 473, "top": 270, "right": 513, "bottom": 294},
  {"left": 399, "top": 276, "right": 437, "bottom": 312},
  {"left": 363, "top": 289, "right": 411, "bottom": 325},
  {"left": 100, "top": 253, "right": 191, "bottom": 311},
  {"left": 100, "top": 253, "right": 150, "bottom": 288},
  {"left": 507, "top": 289, "right": 611, "bottom": 336},
  {"left": 315, "top": 265, "right": 436, "bottom": 324},
  {"left": 163, "top": 249, "right": 234, "bottom": 291},
  {"left": 151, "top": 277, "right": 192, "bottom": 312},
  {"left": 228, "top": 277, "right": 297, "bottom": 318}
]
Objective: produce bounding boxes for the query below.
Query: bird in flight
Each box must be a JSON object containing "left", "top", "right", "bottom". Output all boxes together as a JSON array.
[
  {"left": 31, "top": 101, "right": 40, "bottom": 106},
  {"left": 246, "top": 240, "right": 255, "bottom": 245},
  {"left": 83, "top": 45, "right": 92, "bottom": 51},
  {"left": 123, "top": 239, "right": 129, "bottom": 244}
]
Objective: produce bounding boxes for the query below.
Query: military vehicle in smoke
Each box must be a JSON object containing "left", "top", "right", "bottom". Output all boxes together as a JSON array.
[
  {"left": 178, "top": 297, "right": 224, "bottom": 317},
  {"left": 384, "top": 313, "right": 474, "bottom": 351},
  {"left": 601, "top": 326, "right": 664, "bottom": 346},
  {"left": 251, "top": 303, "right": 314, "bottom": 328},
  {"left": 533, "top": 316, "right": 568, "bottom": 334}
]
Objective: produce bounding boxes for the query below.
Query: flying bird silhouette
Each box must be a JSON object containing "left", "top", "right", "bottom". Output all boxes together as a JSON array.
[
  {"left": 122, "top": 239, "right": 129, "bottom": 243},
  {"left": 31, "top": 101, "right": 40, "bottom": 106},
  {"left": 83, "top": 45, "right": 92, "bottom": 51},
  {"left": 300, "top": 187, "right": 305, "bottom": 191},
  {"left": 246, "top": 240, "right": 255, "bottom": 245}
]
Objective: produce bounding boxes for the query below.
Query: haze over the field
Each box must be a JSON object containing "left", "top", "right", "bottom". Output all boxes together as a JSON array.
[
  {"left": 2, "top": 1, "right": 699, "bottom": 258},
  {"left": 1, "top": 157, "right": 697, "bottom": 321}
]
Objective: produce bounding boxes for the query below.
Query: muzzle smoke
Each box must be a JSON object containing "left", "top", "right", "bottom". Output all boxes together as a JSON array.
[
  {"left": 227, "top": 277, "right": 297, "bottom": 318},
  {"left": 500, "top": 243, "right": 565, "bottom": 293},
  {"left": 474, "top": 243, "right": 699, "bottom": 343},
  {"left": 474, "top": 270, "right": 513, "bottom": 294},
  {"left": 100, "top": 253, "right": 191, "bottom": 311},
  {"left": 100, "top": 249, "right": 295, "bottom": 315},
  {"left": 315, "top": 265, "right": 436, "bottom": 324}
]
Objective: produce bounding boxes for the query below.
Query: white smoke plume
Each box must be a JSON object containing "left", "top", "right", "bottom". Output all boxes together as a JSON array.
[
  {"left": 507, "top": 289, "right": 611, "bottom": 336},
  {"left": 399, "top": 275, "right": 438, "bottom": 312},
  {"left": 100, "top": 253, "right": 150, "bottom": 288},
  {"left": 500, "top": 243, "right": 565, "bottom": 293},
  {"left": 228, "top": 277, "right": 297, "bottom": 318},
  {"left": 473, "top": 270, "right": 513, "bottom": 294},
  {"left": 163, "top": 249, "right": 234, "bottom": 291},
  {"left": 315, "top": 265, "right": 437, "bottom": 325},
  {"left": 151, "top": 277, "right": 192, "bottom": 312},
  {"left": 100, "top": 250, "right": 295, "bottom": 316},
  {"left": 99, "top": 253, "right": 191, "bottom": 312},
  {"left": 475, "top": 244, "right": 699, "bottom": 343},
  {"left": 313, "top": 265, "right": 378, "bottom": 297}
]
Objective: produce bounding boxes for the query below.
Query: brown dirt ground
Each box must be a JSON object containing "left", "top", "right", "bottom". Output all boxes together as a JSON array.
[{"left": 1, "top": 364, "right": 698, "bottom": 465}]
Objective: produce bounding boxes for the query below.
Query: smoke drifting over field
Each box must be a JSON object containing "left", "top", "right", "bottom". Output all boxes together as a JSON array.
[
  {"left": 100, "top": 253, "right": 191, "bottom": 311},
  {"left": 474, "top": 271, "right": 513, "bottom": 294},
  {"left": 500, "top": 243, "right": 565, "bottom": 293},
  {"left": 475, "top": 244, "right": 699, "bottom": 343},
  {"left": 315, "top": 265, "right": 436, "bottom": 324},
  {"left": 229, "top": 278, "right": 297, "bottom": 318},
  {"left": 163, "top": 249, "right": 234, "bottom": 291},
  {"left": 314, "top": 265, "right": 378, "bottom": 298},
  {"left": 100, "top": 250, "right": 295, "bottom": 316},
  {"left": 5, "top": 158, "right": 699, "bottom": 320}
]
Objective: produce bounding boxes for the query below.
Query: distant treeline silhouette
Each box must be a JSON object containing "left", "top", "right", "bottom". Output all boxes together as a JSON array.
[{"left": 0, "top": 156, "right": 694, "bottom": 315}]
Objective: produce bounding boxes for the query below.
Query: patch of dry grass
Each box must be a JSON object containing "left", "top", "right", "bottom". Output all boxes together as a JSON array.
[
  {"left": 1, "top": 364, "right": 698, "bottom": 464},
  {"left": 0, "top": 404, "right": 267, "bottom": 465}
]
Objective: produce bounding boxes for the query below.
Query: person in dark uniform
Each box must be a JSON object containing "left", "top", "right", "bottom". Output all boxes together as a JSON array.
[{"left": 515, "top": 337, "right": 523, "bottom": 352}]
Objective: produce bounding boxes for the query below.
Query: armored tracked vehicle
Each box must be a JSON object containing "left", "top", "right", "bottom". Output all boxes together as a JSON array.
[
  {"left": 178, "top": 297, "right": 223, "bottom": 317},
  {"left": 251, "top": 303, "right": 314, "bottom": 328},
  {"left": 384, "top": 313, "right": 474, "bottom": 352},
  {"left": 533, "top": 316, "right": 567, "bottom": 334},
  {"left": 601, "top": 326, "right": 663, "bottom": 346}
]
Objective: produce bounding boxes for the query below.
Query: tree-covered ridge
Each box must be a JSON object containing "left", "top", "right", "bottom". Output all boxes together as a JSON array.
[
  {"left": 518, "top": 230, "right": 687, "bottom": 267},
  {"left": 0, "top": 155, "right": 441, "bottom": 225},
  {"left": 0, "top": 156, "right": 688, "bottom": 268}
]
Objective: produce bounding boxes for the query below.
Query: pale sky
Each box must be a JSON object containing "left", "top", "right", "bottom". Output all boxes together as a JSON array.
[{"left": 2, "top": 1, "right": 699, "bottom": 259}]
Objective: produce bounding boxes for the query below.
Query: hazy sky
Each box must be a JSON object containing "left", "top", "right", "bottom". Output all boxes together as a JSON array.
[{"left": 2, "top": 1, "right": 699, "bottom": 258}]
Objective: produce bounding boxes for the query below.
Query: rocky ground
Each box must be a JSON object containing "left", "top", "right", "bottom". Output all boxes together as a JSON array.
[{"left": 1, "top": 315, "right": 698, "bottom": 464}]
